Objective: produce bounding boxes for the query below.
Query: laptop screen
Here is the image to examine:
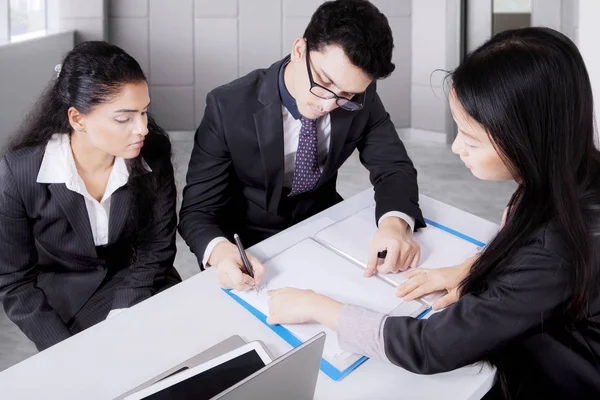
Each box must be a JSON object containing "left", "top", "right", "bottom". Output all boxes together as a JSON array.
[{"left": 140, "top": 350, "right": 266, "bottom": 400}]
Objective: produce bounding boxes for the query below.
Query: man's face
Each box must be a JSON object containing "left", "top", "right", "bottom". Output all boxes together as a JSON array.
[{"left": 285, "top": 39, "right": 372, "bottom": 119}]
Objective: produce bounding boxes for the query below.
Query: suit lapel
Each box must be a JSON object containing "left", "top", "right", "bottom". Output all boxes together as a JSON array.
[
  {"left": 108, "top": 186, "right": 131, "bottom": 244},
  {"left": 48, "top": 184, "right": 96, "bottom": 255},
  {"left": 254, "top": 104, "right": 285, "bottom": 214},
  {"left": 255, "top": 58, "right": 288, "bottom": 214}
]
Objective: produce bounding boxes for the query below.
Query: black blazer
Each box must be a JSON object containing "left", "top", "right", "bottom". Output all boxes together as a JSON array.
[
  {"left": 381, "top": 222, "right": 600, "bottom": 399},
  {"left": 0, "top": 133, "right": 179, "bottom": 350},
  {"left": 179, "top": 57, "right": 425, "bottom": 264}
]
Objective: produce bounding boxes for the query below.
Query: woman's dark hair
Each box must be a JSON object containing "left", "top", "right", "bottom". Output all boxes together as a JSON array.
[
  {"left": 303, "top": 0, "right": 395, "bottom": 80},
  {"left": 453, "top": 27, "right": 600, "bottom": 321},
  {"left": 6, "top": 41, "right": 172, "bottom": 248}
]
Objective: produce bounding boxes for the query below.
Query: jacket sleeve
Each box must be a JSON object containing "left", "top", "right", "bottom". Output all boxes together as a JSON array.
[
  {"left": 357, "top": 83, "right": 425, "bottom": 229},
  {"left": 338, "top": 239, "right": 571, "bottom": 373},
  {"left": 178, "top": 92, "right": 233, "bottom": 266},
  {"left": 0, "top": 157, "right": 72, "bottom": 350}
]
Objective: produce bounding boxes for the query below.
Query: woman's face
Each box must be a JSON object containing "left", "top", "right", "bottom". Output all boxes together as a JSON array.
[
  {"left": 449, "top": 90, "right": 514, "bottom": 181},
  {"left": 70, "top": 81, "right": 150, "bottom": 159}
]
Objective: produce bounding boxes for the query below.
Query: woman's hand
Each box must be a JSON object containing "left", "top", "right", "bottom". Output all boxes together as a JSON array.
[
  {"left": 266, "top": 288, "right": 344, "bottom": 330},
  {"left": 396, "top": 254, "right": 479, "bottom": 310}
]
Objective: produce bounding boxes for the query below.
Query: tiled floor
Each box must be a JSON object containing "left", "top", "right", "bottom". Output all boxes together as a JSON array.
[{"left": 0, "top": 128, "right": 516, "bottom": 372}]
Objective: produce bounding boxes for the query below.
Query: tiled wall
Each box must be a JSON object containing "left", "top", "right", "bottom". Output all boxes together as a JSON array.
[
  {"left": 579, "top": 0, "right": 599, "bottom": 133},
  {"left": 410, "top": 0, "right": 580, "bottom": 135},
  {"left": 0, "top": 32, "right": 75, "bottom": 142},
  {"left": 58, "top": 0, "right": 108, "bottom": 42},
  {"left": 410, "top": 0, "right": 449, "bottom": 133},
  {"left": 107, "top": 0, "right": 412, "bottom": 131}
]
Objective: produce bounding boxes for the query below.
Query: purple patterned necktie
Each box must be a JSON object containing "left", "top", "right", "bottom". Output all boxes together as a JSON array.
[{"left": 289, "top": 117, "right": 320, "bottom": 196}]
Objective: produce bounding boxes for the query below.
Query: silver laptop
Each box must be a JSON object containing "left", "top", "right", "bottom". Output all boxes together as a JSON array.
[
  {"left": 214, "top": 332, "right": 326, "bottom": 400},
  {"left": 116, "top": 335, "right": 249, "bottom": 400}
]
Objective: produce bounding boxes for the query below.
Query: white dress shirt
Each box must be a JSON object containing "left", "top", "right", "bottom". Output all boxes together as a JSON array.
[
  {"left": 36, "top": 134, "right": 133, "bottom": 246},
  {"left": 202, "top": 109, "right": 415, "bottom": 266},
  {"left": 36, "top": 134, "right": 148, "bottom": 318}
]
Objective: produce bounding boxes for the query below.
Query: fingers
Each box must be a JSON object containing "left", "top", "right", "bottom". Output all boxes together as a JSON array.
[
  {"left": 406, "top": 253, "right": 418, "bottom": 271},
  {"left": 365, "top": 245, "right": 379, "bottom": 278},
  {"left": 401, "top": 280, "right": 439, "bottom": 301},
  {"left": 396, "top": 243, "right": 411, "bottom": 272},
  {"left": 377, "top": 245, "right": 399, "bottom": 274},
  {"left": 218, "top": 261, "right": 256, "bottom": 291},
  {"left": 378, "top": 241, "right": 420, "bottom": 274},
  {"left": 432, "top": 288, "right": 459, "bottom": 310},
  {"left": 397, "top": 240, "right": 421, "bottom": 272},
  {"left": 397, "top": 273, "right": 432, "bottom": 300},
  {"left": 411, "top": 244, "right": 421, "bottom": 268},
  {"left": 404, "top": 268, "right": 429, "bottom": 279},
  {"left": 217, "top": 272, "right": 232, "bottom": 289},
  {"left": 232, "top": 272, "right": 255, "bottom": 292},
  {"left": 248, "top": 254, "right": 267, "bottom": 284},
  {"left": 218, "top": 253, "right": 266, "bottom": 291},
  {"left": 396, "top": 274, "right": 425, "bottom": 298},
  {"left": 397, "top": 269, "right": 447, "bottom": 301}
]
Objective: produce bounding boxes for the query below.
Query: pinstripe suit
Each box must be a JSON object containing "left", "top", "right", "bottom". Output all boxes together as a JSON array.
[{"left": 0, "top": 133, "right": 180, "bottom": 351}]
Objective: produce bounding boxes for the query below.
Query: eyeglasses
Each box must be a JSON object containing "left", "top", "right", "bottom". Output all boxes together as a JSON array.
[{"left": 305, "top": 43, "right": 364, "bottom": 112}]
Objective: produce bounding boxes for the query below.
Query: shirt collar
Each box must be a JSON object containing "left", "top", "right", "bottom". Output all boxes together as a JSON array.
[
  {"left": 36, "top": 133, "right": 149, "bottom": 186},
  {"left": 36, "top": 133, "right": 74, "bottom": 184},
  {"left": 278, "top": 55, "right": 302, "bottom": 120}
]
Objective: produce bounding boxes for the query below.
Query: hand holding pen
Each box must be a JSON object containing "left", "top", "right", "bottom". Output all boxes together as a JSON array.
[
  {"left": 208, "top": 236, "right": 266, "bottom": 292},
  {"left": 233, "top": 234, "right": 263, "bottom": 292}
]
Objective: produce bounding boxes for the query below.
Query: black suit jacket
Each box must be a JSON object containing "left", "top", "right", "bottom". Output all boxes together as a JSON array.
[
  {"left": 0, "top": 133, "right": 179, "bottom": 350},
  {"left": 179, "top": 58, "right": 425, "bottom": 265},
  {"left": 381, "top": 222, "right": 600, "bottom": 398}
]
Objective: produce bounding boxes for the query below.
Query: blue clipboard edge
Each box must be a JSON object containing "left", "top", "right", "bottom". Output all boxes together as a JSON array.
[
  {"left": 423, "top": 218, "right": 486, "bottom": 247},
  {"left": 223, "top": 218, "right": 486, "bottom": 381},
  {"left": 223, "top": 288, "right": 366, "bottom": 381}
]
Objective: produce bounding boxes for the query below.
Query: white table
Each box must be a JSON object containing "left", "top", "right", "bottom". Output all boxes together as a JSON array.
[{"left": 0, "top": 189, "right": 499, "bottom": 400}]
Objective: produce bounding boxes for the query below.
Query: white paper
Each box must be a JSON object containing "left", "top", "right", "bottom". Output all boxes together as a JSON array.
[
  {"left": 314, "top": 205, "right": 482, "bottom": 304},
  {"left": 250, "top": 216, "right": 337, "bottom": 262},
  {"left": 234, "top": 238, "right": 426, "bottom": 372}
]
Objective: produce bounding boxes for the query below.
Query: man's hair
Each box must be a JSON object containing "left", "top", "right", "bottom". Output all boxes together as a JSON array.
[{"left": 304, "top": 0, "right": 395, "bottom": 80}]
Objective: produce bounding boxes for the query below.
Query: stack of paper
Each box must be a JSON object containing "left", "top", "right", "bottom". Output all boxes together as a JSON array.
[
  {"left": 232, "top": 238, "right": 427, "bottom": 376},
  {"left": 314, "top": 205, "right": 481, "bottom": 304}
]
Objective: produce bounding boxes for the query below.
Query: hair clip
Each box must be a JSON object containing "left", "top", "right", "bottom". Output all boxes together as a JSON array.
[{"left": 54, "top": 64, "right": 62, "bottom": 78}]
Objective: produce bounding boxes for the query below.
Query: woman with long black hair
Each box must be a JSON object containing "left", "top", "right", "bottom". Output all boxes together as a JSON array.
[
  {"left": 0, "top": 41, "right": 181, "bottom": 351},
  {"left": 265, "top": 27, "right": 600, "bottom": 398}
]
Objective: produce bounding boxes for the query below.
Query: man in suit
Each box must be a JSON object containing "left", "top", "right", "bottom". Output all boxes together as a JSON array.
[{"left": 179, "top": 0, "right": 425, "bottom": 290}]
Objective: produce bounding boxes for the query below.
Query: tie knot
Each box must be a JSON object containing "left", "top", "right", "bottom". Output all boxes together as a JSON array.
[{"left": 301, "top": 117, "right": 316, "bottom": 127}]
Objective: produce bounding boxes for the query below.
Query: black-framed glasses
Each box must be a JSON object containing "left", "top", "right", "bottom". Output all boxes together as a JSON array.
[{"left": 305, "top": 44, "right": 364, "bottom": 112}]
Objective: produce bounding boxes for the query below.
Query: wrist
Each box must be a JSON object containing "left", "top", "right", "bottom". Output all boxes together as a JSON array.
[
  {"left": 380, "top": 216, "right": 409, "bottom": 233},
  {"left": 312, "top": 294, "right": 344, "bottom": 331},
  {"left": 462, "top": 253, "right": 479, "bottom": 272},
  {"left": 454, "top": 257, "right": 475, "bottom": 281},
  {"left": 208, "top": 241, "right": 236, "bottom": 266}
]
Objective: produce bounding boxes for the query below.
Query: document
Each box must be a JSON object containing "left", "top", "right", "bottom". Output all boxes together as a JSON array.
[
  {"left": 314, "top": 205, "right": 481, "bottom": 304},
  {"left": 233, "top": 238, "right": 427, "bottom": 373}
]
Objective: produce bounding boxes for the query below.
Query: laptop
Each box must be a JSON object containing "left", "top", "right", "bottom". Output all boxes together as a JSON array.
[
  {"left": 124, "top": 332, "right": 326, "bottom": 400},
  {"left": 116, "top": 335, "right": 249, "bottom": 400},
  {"left": 215, "top": 332, "right": 326, "bottom": 400}
]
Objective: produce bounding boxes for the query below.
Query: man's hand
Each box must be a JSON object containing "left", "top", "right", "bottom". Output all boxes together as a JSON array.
[
  {"left": 208, "top": 241, "right": 266, "bottom": 291},
  {"left": 365, "top": 217, "right": 420, "bottom": 277}
]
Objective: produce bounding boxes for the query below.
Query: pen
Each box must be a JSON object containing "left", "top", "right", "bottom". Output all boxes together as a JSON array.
[
  {"left": 233, "top": 233, "right": 255, "bottom": 282},
  {"left": 377, "top": 250, "right": 387, "bottom": 259}
]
